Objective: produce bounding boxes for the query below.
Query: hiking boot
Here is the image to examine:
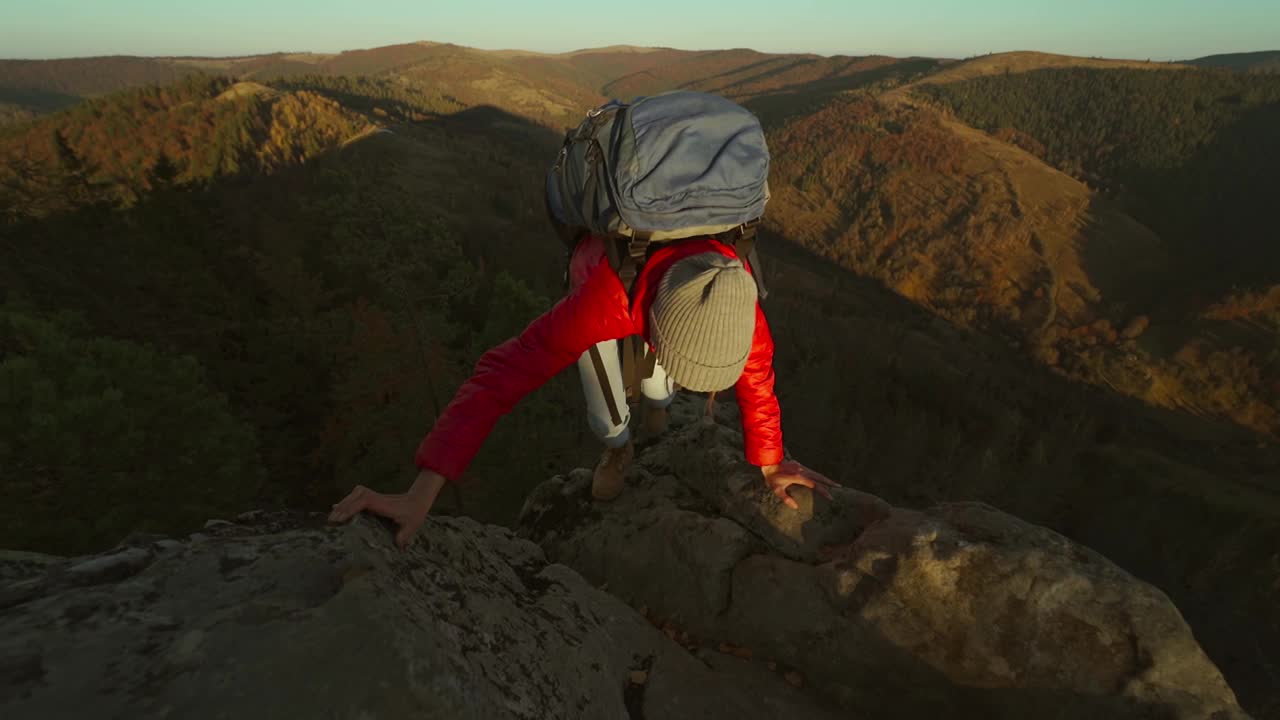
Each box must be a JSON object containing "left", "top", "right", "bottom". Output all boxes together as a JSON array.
[
  {"left": 641, "top": 401, "right": 669, "bottom": 441},
  {"left": 592, "top": 438, "right": 634, "bottom": 501}
]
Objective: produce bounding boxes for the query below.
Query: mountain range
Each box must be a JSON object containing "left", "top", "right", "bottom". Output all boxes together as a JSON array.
[{"left": 1, "top": 40, "right": 1278, "bottom": 716}]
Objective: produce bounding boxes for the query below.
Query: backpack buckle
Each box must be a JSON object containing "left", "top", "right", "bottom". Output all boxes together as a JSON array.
[
  {"left": 615, "top": 232, "right": 652, "bottom": 295},
  {"left": 626, "top": 235, "right": 650, "bottom": 261}
]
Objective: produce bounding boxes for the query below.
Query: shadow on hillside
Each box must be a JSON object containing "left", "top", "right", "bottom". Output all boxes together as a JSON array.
[
  {"left": 677, "top": 55, "right": 802, "bottom": 89},
  {"left": 0, "top": 100, "right": 578, "bottom": 533},
  {"left": 743, "top": 58, "right": 943, "bottom": 127},
  {"left": 1076, "top": 193, "right": 1171, "bottom": 319},
  {"left": 429, "top": 104, "right": 563, "bottom": 151},
  {"left": 1074, "top": 105, "right": 1280, "bottom": 443},
  {"left": 1158, "top": 100, "right": 1280, "bottom": 292},
  {"left": 702, "top": 56, "right": 827, "bottom": 93},
  {"left": 1080, "top": 100, "right": 1280, "bottom": 311},
  {"left": 0, "top": 86, "right": 82, "bottom": 115}
]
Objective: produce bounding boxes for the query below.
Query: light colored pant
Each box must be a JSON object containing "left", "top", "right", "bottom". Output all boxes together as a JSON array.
[{"left": 577, "top": 339, "right": 676, "bottom": 448}]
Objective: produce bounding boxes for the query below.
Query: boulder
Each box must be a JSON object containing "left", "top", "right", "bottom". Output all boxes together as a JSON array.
[
  {"left": 518, "top": 396, "right": 1249, "bottom": 720},
  {"left": 0, "top": 510, "right": 843, "bottom": 720}
]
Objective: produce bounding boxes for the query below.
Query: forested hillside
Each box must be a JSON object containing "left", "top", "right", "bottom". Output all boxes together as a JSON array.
[
  {"left": 915, "top": 67, "right": 1280, "bottom": 291},
  {"left": 0, "top": 56, "right": 200, "bottom": 100},
  {"left": 3, "top": 53, "right": 1279, "bottom": 714},
  {"left": 0, "top": 57, "right": 204, "bottom": 124},
  {"left": 0, "top": 76, "right": 578, "bottom": 552},
  {"left": 4, "top": 47, "right": 1277, "bottom": 544},
  {"left": 902, "top": 66, "right": 1280, "bottom": 436},
  {"left": 3, "top": 48, "right": 1278, "bottom": 548}
]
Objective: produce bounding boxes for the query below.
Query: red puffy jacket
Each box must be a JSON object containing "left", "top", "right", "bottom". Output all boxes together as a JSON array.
[{"left": 415, "top": 235, "right": 784, "bottom": 481}]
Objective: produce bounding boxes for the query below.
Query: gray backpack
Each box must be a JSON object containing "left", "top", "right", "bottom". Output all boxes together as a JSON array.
[
  {"left": 546, "top": 91, "right": 770, "bottom": 413},
  {"left": 546, "top": 90, "right": 770, "bottom": 297}
]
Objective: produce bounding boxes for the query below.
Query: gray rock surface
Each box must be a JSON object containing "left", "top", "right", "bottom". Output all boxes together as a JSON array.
[
  {"left": 1, "top": 510, "right": 845, "bottom": 720},
  {"left": 1, "top": 395, "right": 1252, "bottom": 720},
  {"left": 518, "top": 396, "right": 1250, "bottom": 720}
]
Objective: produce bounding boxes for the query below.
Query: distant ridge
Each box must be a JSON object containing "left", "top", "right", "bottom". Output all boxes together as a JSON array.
[
  {"left": 487, "top": 44, "right": 667, "bottom": 59},
  {"left": 1184, "top": 50, "right": 1280, "bottom": 73},
  {"left": 910, "top": 51, "right": 1187, "bottom": 86}
]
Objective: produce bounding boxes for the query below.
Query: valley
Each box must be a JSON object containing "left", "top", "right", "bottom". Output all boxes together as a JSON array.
[{"left": 2, "top": 40, "right": 1278, "bottom": 715}]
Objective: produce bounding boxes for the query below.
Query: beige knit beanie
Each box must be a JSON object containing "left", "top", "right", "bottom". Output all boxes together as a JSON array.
[{"left": 648, "top": 253, "right": 758, "bottom": 392}]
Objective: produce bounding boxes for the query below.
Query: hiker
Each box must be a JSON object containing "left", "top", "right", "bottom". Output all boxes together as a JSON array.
[{"left": 330, "top": 91, "right": 838, "bottom": 547}]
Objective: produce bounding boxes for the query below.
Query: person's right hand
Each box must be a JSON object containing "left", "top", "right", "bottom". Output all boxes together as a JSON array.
[
  {"left": 761, "top": 460, "right": 839, "bottom": 511},
  {"left": 328, "top": 469, "right": 448, "bottom": 548}
]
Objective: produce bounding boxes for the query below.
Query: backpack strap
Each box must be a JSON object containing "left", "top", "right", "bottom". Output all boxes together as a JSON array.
[
  {"left": 745, "top": 240, "right": 768, "bottom": 301},
  {"left": 641, "top": 343, "right": 658, "bottom": 380},
  {"left": 621, "top": 335, "right": 639, "bottom": 402},
  {"left": 617, "top": 231, "right": 655, "bottom": 405},
  {"left": 616, "top": 231, "right": 652, "bottom": 295},
  {"left": 618, "top": 335, "right": 659, "bottom": 405},
  {"left": 597, "top": 230, "right": 655, "bottom": 412},
  {"left": 720, "top": 219, "right": 768, "bottom": 301},
  {"left": 588, "top": 342, "right": 624, "bottom": 427}
]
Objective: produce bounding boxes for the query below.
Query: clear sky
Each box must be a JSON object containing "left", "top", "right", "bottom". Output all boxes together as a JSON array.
[{"left": 2, "top": 0, "right": 1277, "bottom": 61}]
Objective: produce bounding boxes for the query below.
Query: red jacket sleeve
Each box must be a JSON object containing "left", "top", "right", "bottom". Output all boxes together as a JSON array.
[
  {"left": 735, "top": 304, "right": 784, "bottom": 467},
  {"left": 416, "top": 260, "right": 630, "bottom": 481}
]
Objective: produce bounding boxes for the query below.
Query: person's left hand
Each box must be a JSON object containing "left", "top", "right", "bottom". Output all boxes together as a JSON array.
[{"left": 761, "top": 461, "right": 840, "bottom": 510}]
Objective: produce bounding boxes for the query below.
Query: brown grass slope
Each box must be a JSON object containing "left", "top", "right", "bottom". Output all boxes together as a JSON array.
[
  {"left": 0, "top": 43, "right": 939, "bottom": 130},
  {"left": 766, "top": 86, "right": 1279, "bottom": 438},
  {"left": 596, "top": 50, "right": 939, "bottom": 104},
  {"left": 767, "top": 92, "right": 1164, "bottom": 339},
  {"left": 160, "top": 44, "right": 935, "bottom": 137},
  {"left": 296, "top": 45, "right": 940, "bottom": 130},
  {"left": 896, "top": 61, "right": 1280, "bottom": 436},
  {"left": 601, "top": 48, "right": 786, "bottom": 97},
  {"left": 187, "top": 42, "right": 667, "bottom": 120},
  {"left": 0, "top": 45, "right": 1188, "bottom": 128},
  {"left": 264, "top": 42, "right": 612, "bottom": 127}
]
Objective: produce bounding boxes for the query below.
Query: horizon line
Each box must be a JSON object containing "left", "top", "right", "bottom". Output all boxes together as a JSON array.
[{"left": 3, "top": 38, "right": 1275, "bottom": 64}]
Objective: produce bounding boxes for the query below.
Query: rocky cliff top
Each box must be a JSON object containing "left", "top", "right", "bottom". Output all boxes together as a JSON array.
[
  {"left": 1, "top": 397, "right": 1249, "bottom": 719},
  {"left": 520, "top": 397, "right": 1250, "bottom": 719}
]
